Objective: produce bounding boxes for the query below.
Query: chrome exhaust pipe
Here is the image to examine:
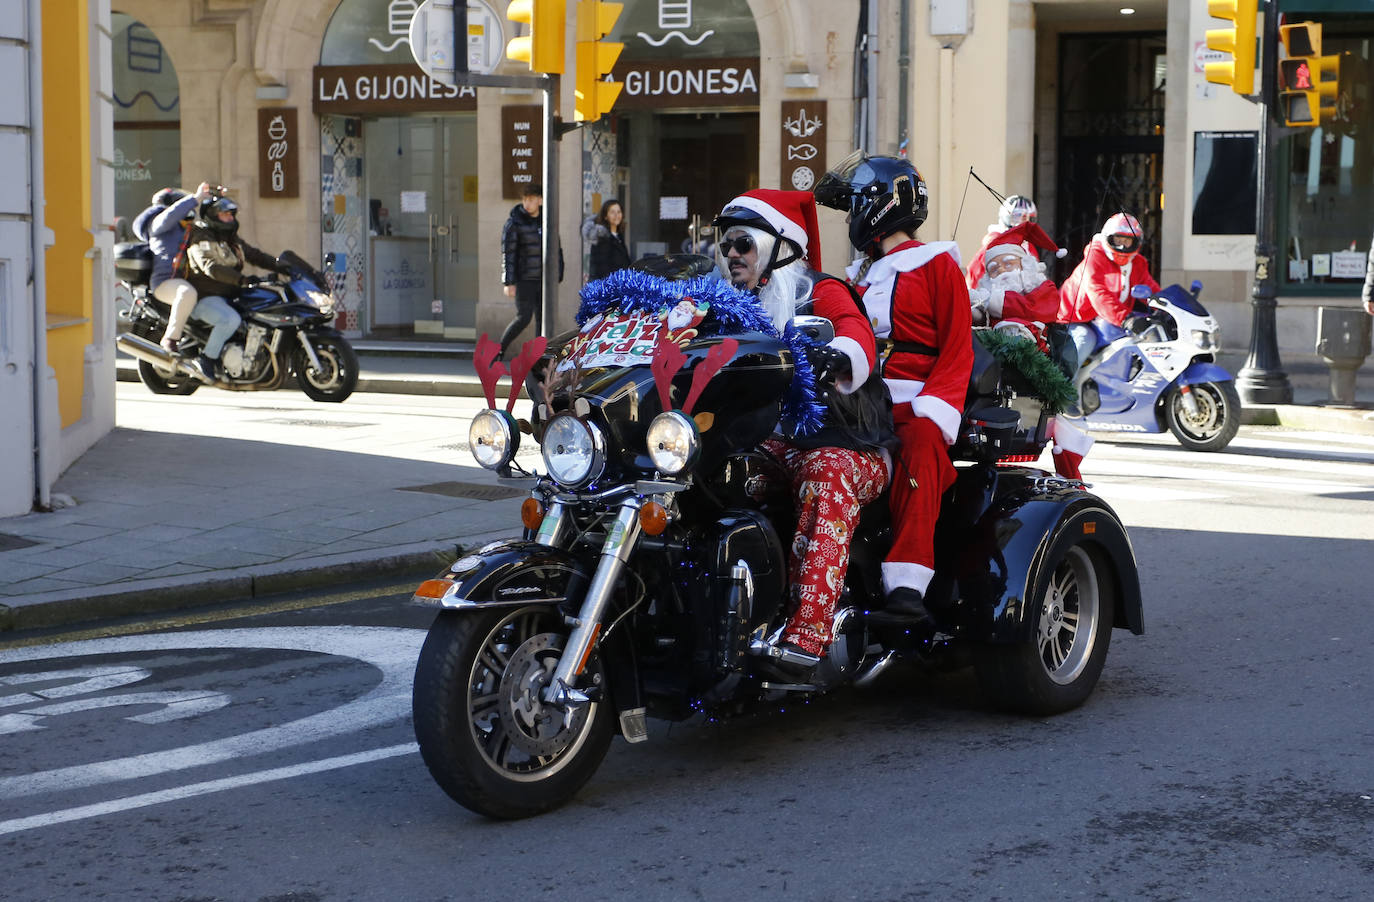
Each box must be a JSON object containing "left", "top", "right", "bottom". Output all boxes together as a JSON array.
[{"left": 115, "top": 333, "right": 204, "bottom": 381}]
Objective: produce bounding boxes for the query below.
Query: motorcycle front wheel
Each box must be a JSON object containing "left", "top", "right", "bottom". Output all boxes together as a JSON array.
[
  {"left": 412, "top": 607, "right": 614, "bottom": 820},
  {"left": 973, "top": 532, "right": 1115, "bottom": 716},
  {"left": 1164, "top": 380, "right": 1241, "bottom": 452},
  {"left": 293, "top": 336, "right": 358, "bottom": 402}
]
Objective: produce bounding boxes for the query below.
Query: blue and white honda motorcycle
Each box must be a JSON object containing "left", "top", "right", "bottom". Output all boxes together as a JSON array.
[{"left": 1068, "top": 281, "right": 1240, "bottom": 452}]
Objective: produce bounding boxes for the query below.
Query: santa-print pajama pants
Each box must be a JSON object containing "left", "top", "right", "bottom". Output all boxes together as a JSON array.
[{"left": 761, "top": 438, "right": 888, "bottom": 657}]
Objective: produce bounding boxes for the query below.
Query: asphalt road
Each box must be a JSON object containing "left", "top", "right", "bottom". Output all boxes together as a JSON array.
[{"left": 2, "top": 423, "right": 1372, "bottom": 901}]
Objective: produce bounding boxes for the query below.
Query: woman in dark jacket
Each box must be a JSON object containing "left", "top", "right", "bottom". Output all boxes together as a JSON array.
[{"left": 583, "top": 198, "right": 631, "bottom": 280}]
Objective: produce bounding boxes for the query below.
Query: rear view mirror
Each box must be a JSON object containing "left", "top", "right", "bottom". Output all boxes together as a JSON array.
[
  {"left": 792, "top": 315, "right": 835, "bottom": 344},
  {"left": 1130, "top": 284, "right": 1152, "bottom": 300}
]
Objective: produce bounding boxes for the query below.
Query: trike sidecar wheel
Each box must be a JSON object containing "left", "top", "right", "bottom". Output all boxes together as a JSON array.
[
  {"left": 973, "top": 539, "right": 1115, "bottom": 716},
  {"left": 412, "top": 607, "right": 614, "bottom": 820}
]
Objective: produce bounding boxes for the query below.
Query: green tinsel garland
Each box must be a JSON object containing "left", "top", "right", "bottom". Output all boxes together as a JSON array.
[{"left": 974, "top": 328, "right": 1076, "bottom": 414}]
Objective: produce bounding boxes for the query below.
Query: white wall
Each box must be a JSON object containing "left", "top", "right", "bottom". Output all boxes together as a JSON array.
[{"left": 0, "top": 3, "right": 37, "bottom": 517}]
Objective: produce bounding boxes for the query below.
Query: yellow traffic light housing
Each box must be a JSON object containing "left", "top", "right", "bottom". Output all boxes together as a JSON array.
[
  {"left": 574, "top": 1, "right": 624, "bottom": 123},
  {"left": 1278, "top": 22, "right": 1340, "bottom": 127},
  {"left": 1204, "top": 0, "right": 1258, "bottom": 96},
  {"left": 506, "top": 0, "right": 565, "bottom": 75}
]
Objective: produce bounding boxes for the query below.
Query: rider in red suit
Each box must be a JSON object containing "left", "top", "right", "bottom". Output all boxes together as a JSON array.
[
  {"left": 815, "top": 152, "right": 973, "bottom": 625},
  {"left": 1058, "top": 212, "right": 1160, "bottom": 327}
]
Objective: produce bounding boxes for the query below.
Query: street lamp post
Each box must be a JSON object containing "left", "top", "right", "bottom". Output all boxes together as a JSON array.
[{"left": 1236, "top": 0, "right": 1294, "bottom": 405}]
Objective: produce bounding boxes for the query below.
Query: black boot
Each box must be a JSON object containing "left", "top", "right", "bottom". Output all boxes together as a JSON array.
[{"left": 868, "top": 588, "right": 936, "bottom": 631}]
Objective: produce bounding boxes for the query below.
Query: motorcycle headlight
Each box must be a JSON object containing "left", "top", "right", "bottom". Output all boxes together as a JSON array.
[
  {"left": 1191, "top": 329, "right": 1218, "bottom": 351},
  {"left": 469, "top": 409, "right": 519, "bottom": 470},
  {"left": 541, "top": 413, "right": 605, "bottom": 488},
  {"left": 645, "top": 411, "right": 699, "bottom": 475},
  {"left": 304, "top": 289, "right": 335, "bottom": 314}
]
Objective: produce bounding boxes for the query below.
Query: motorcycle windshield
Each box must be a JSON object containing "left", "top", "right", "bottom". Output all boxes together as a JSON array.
[{"left": 1159, "top": 283, "right": 1208, "bottom": 316}]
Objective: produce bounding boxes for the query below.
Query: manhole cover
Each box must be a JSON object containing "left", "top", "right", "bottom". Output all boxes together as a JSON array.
[
  {"left": 0, "top": 533, "right": 42, "bottom": 552},
  {"left": 255, "top": 418, "right": 372, "bottom": 428},
  {"left": 399, "top": 481, "right": 525, "bottom": 501}
]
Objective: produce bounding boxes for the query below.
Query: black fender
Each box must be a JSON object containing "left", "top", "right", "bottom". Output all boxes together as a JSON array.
[
  {"left": 411, "top": 540, "right": 643, "bottom": 730},
  {"left": 932, "top": 467, "right": 1143, "bottom": 643}
]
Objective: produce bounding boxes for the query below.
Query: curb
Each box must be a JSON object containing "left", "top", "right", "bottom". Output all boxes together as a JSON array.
[
  {"left": 114, "top": 359, "right": 491, "bottom": 399},
  {"left": 1241, "top": 403, "right": 1374, "bottom": 435},
  {"left": 0, "top": 542, "right": 464, "bottom": 634}
]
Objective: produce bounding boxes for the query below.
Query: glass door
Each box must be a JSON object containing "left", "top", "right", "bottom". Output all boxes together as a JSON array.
[{"left": 366, "top": 115, "right": 478, "bottom": 339}]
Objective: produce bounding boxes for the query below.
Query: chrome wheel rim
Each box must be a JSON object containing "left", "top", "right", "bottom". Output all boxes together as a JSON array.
[
  {"left": 1038, "top": 546, "right": 1099, "bottom": 685},
  {"left": 303, "top": 346, "right": 345, "bottom": 390},
  {"left": 1172, "top": 386, "right": 1223, "bottom": 440},
  {"left": 466, "top": 608, "right": 598, "bottom": 782}
]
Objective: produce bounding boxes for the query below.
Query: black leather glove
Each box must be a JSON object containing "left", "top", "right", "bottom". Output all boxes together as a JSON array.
[
  {"left": 808, "top": 344, "right": 853, "bottom": 386},
  {"left": 239, "top": 273, "right": 261, "bottom": 288}
]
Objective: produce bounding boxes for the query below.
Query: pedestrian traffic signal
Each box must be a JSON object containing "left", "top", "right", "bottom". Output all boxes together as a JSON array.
[
  {"left": 506, "top": 0, "right": 564, "bottom": 75},
  {"left": 574, "top": 1, "right": 624, "bottom": 122},
  {"left": 1204, "top": 0, "right": 1258, "bottom": 96},
  {"left": 1278, "top": 22, "right": 1340, "bottom": 127}
]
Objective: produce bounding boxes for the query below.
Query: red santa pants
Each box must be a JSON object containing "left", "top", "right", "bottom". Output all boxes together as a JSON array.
[
  {"left": 883, "top": 410, "right": 957, "bottom": 598},
  {"left": 761, "top": 439, "right": 888, "bottom": 657}
]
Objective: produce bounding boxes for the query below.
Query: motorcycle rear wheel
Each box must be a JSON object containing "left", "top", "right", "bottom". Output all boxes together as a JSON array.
[
  {"left": 293, "top": 337, "right": 358, "bottom": 403},
  {"left": 413, "top": 607, "right": 614, "bottom": 820},
  {"left": 1164, "top": 380, "right": 1240, "bottom": 452},
  {"left": 135, "top": 359, "right": 201, "bottom": 395},
  {"left": 973, "top": 535, "right": 1115, "bottom": 716}
]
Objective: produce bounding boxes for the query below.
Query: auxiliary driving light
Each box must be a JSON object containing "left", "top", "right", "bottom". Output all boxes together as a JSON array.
[
  {"left": 469, "top": 409, "right": 519, "bottom": 470},
  {"left": 645, "top": 411, "right": 699, "bottom": 475}
]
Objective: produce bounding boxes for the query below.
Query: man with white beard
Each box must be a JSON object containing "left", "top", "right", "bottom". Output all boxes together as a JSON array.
[{"left": 967, "top": 221, "right": 1093, "bottom": 481}]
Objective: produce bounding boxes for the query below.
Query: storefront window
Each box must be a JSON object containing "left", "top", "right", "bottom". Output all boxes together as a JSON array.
[
  {"left": 111, "top": 14, "right": 180, "bottom": 228},
  {"left": 1280, "top": 16, "right": 1372, "bottom": 291}
]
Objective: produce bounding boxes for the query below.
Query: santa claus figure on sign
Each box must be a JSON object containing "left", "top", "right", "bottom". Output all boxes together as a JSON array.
[{"left": 967, "top": 221, "right": 1094, "bottom": 482}]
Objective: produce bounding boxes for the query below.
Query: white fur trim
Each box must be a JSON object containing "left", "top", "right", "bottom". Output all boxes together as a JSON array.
[
  {"left": 852, "top": 241, "right": 962, "bottom": 287},
  {"left": 912, "top": 395, "right": 962, "bottom": 445},
  {"left": 727, "top": 196, "right": 807, "bottom": 254},
  {"left": 984, "top": 243, "right": 1026, "bottom": 261},
  {"left": 1050, "top": 414, "right": 1095, "bottom": 455},
  {"left": 882, "top": 561, "right": 935, "bottom": 596},
  {"left": 829, "top": 335, "right": 869, "bottom": 395}
]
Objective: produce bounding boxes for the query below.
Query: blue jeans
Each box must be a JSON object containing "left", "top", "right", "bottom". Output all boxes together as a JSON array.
[
  {"left": 1068, "top": 323, "right": 1099, "bottom": 372},
  {"left": 191, "top": 295, "right": 241, "bottom": 359}
]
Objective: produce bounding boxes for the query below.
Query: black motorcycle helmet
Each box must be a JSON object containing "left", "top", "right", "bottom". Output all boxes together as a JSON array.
[
  {"left": 814, "top": 151, "right": 928, "bottom": 256},
  {"left": 710, "top": 204, "right": 802, "bottom": 289},
  {"left": 198, "top": 195, "right": 239, "bottom": 237}
]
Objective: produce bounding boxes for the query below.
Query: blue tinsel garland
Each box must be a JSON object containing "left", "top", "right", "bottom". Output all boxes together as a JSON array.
[{"left": 576, "top": 270, "right": 826, "bottom": 437}]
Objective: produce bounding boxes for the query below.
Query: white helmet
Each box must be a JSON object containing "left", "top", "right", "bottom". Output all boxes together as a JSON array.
[{"left": 998, "top": 195, "right": 1038, "bottom": 228}]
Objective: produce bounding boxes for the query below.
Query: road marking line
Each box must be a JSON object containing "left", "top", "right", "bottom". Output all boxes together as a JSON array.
[{"left": 0, "top": 743, "right": 418, "bottom": 837}]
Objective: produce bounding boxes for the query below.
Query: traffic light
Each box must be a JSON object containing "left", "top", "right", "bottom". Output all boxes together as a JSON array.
[
  {"left": 506, "top": 0, "right": 564, "bottom": 74},
  {"left": 574, "top": 1, "right": 624, "bottom": 122},
  {"left": 1204, "top": 0, "right": 1258, "bottom": 96},
  {"left": 1278, "top": 22, "right": 1340, "bottom": 127}
]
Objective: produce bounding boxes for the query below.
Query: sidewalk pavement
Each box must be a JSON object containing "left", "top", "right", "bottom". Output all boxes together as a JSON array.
[{"left": 4, "top": 342, "right": 1372, "bottom": 637}]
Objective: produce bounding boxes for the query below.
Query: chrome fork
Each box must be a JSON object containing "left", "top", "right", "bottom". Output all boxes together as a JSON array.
[{"left": 542, "top": 498, "right": 643, "bottom": 707}]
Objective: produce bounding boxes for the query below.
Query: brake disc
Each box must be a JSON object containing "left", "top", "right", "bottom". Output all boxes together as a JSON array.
[{"left": 497, "top": 632, "right": 589, "bottom": 758}]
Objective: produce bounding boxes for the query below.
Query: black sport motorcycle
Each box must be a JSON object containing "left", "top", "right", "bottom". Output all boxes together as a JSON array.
[
  {"left": 409, "top": 263, "right": 1143, "bottom": 819},
  {"left": 113, "top": 243, "right": 358, "bottom": 402}
]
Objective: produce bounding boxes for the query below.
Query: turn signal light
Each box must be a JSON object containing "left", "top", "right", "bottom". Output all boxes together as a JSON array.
[
  {"left": 639, "top": 500, "right": 669, "bottom": 536},
  {"left": 521, "top": 497, "right": 547, "bottom": 530},
  {"left": 414, "top": 579, "right": 454, "bottom": 600}
]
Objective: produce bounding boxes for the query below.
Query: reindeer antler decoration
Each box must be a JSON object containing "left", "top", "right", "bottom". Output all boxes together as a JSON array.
[
  {"left": 473, "top": 334, "right": 508, "bottom": 410},
  {"left": 650, "top": 334, "right": 689, "bottom": 412},
  {"left": 682, "top": 338, "right": 738, "bottom": 415},
  {"left": 504, "top": 336, "right": 548, "bottom": 413}
]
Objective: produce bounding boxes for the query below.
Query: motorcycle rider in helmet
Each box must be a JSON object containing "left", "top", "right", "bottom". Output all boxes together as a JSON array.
[
  {"left": 814, "top": 152, "right": 974, "bottom": 627},
  {"left": 132, "top": 181, "right": 214, "bottom": 355},
  {"left": 712, "top": 189, "right": 894, "bottom": 665},
  {"left": 1057, "top": 211, "right": 1160, "bottom": 379},
  {"left": 181, "top": 193, "right": 290, "bottom": 381}
]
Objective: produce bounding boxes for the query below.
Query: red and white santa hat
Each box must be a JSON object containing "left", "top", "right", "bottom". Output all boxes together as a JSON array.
[
  {"left": 985, "top": 221, "right": 1068, "bottom": 262},
  {"left": 715, "top": 189, "right": 823, "bottom": 271}
]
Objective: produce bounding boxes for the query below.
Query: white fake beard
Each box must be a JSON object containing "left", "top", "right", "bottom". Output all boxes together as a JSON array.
[{"left": 989, "top": 269, "right": 1024, "bottom": 292}]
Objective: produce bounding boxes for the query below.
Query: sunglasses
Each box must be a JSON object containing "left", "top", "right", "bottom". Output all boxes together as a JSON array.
[{"left": 718, "top": 235, "right": 755, "bottom": 257}]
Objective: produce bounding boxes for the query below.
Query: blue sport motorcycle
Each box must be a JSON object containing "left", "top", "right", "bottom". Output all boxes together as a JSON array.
[{"left": 1067, "top": 281, "right": 1240, "bottom": 452}]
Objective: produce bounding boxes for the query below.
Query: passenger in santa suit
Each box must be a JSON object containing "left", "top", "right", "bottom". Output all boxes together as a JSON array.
[
  {"left": 712, "top": 189, "right": 894, "bottom": 663},
  {"left": 968, "top": 221, "right": 1094, "bottom": 481},
  {"left": 1058, "top": 211, "right": 1161, "bottom": 369},
  {"left": 814, "top": 152, "right": 973, "bottom": 626},
  {"left": 966, "top": 194, "right": 1040, "bottom": 291}
]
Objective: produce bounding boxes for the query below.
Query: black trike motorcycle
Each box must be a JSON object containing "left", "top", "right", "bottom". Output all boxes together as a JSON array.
[{"left": 409, "top": 263, "right": 1143, "bottom": 819}]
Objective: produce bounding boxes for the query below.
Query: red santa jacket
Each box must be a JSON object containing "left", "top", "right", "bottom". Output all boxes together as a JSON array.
[
  {"left": 1057, "top": 236, "right": 1160, "bottom": 326},
  {"left": 810, "top": 276, "right": 877, "bottom": 388},
  {"left": 848, "top": 240, "right": 973, "bottom": 445}
]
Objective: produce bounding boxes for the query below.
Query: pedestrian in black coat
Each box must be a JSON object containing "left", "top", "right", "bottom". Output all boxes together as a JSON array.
[
  {"left": 500, "top": 184, "right": 563, "bottom": 358},
  {"left": 583, "top": 198, "right": 631, "bottom": 281}
]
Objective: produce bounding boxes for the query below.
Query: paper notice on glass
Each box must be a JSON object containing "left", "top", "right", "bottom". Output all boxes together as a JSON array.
[
  {"left": 659, "top": 196, "right": 689, "bottom": 220},
  {"left": 400, "top": 191, "right": 427, "bottom": 214},
  {"left": 1330, "top": 251, "right": 1364, "bottom": 279},
  {"left": 1288, "top": 259, "right": 1309, "bottom": 282},
  {"left": 1311, "top": 253, "right": 1331, "bottom": 277}
]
